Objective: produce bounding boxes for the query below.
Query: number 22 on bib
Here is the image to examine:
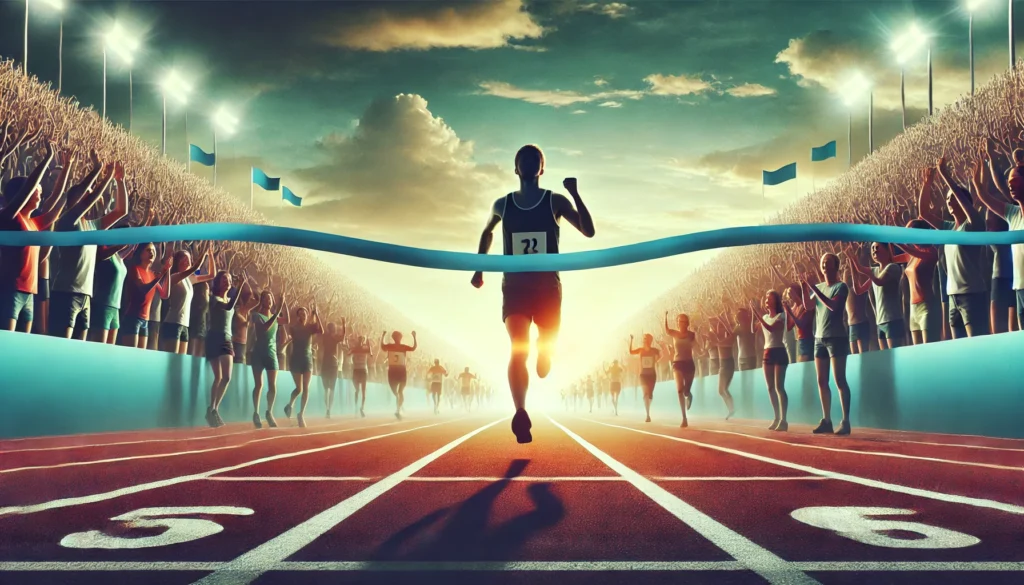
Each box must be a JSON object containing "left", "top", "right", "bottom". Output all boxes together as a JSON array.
[{"left": 513, "top": 232, "right": 548, "bottom": 255}]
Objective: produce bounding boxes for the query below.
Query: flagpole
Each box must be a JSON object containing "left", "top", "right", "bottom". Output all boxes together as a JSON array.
[
  {"left": 185, "top": 109, "right": 190, "bottom": 171},
  {"left": 250, "top": 167, "right": 254, "bottom": 210},
  {"left": 213, "top": 127, "right": 218, "bottom": 187}
]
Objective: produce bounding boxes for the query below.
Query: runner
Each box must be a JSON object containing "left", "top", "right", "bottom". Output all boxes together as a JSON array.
[
  {"left": 804, "top": 253, "right": 853, "bottom": 436},
  {"left": 664, "top": 312, "right": 696, "bottom": 428},
  {"left": 470, "top": 144, "right": 596, "bottom": 443},
  {"left": 584, "top": 375, "right": 595, "bottom": 413},
  {"left": 381, "top": 330, "right": 417, "bottom": 420},
  {"left": 319, "top": 318, "right": 346, "bottom": 418},
  {"left": 250, "top": 290, "right": 286, "bottom": 429},
  {"left": 282, "top": 305, "right": 324, "bottom": 428},
  {"left": 350, "top": 335, "right": 373, "bottom": 417},
  {"left": 458, "top": 367, "right": 477, "bottom": 412},
  {"left": 426, "top": 359, "right": 448, "bottom": 414},
  {"left": 750, "top": 291, "right": 789, "bottom": 431},
  {"left": 205, "top": 270, "right": 244, "bottom": 428},
  {"left": 604, "top": 359, "right": 624, "bottom": 416},
  {"left": 629, "top": 333, "right": 660, "bottom": 423}
]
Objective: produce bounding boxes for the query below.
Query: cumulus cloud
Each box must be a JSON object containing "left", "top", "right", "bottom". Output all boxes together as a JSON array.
[
  {"left": 283, "top": 94, "right": 506, "bottom": 246},
  {"left": 599, "top": 101, "right": 623, "bottom": 108},
  {"left": 478, "top": 81, "right": 645, "bottom": 107},
  {"left": 593, "top": 77, "right": 609, "bottom": 87},
  {"left": 572, "top": 109, "right": 587, "bottom": 114},
  {"left": 725, "top": 83, "right": 777, "bottom": 98},
  {"left": 320, "top": 0, "right": 545, "bottom": 51},
  {"left": 643, "top": 73, "right": 715, "bottom": 96}
]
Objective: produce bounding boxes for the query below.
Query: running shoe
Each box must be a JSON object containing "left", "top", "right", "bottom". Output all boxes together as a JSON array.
[
  {"left": 645, "top": 415, "right": 651, "bottom": 423},
  {"left": 726, "top": 410, "right": 735, "bottom": 421},
  {"left": 360, "top": 408, "right": 365, "bottom": 418},
  {"left": 812, "top": 419, "right": 834, "bottom": 434},
  {"left": 284, "top": 403, "right": 293, "bottom": 418},
  {"left": 512, "top": 409, "right": 533, "bottom": 444},
  {"left": 685, "top": 393, "right": 692, "bottom": 411},
  {"left": 205, "top": 409, "right": 218, "bottom": 428},
  {"left": 297, "top": 413, "right": 306, "bottom": 428},
  {"left": 680, "top": 419, "right": 688, "bottom": 428},
  {"left": 395, "top": 411, "right": 402, "bottom": 421},
  {"left": 769, "top": 419, "right": 780, "bottom": 431},
  {"left": 252, "top": 413, "right": 262, "bottom": 429},
  {"left": 326, "top": 410, "right": 331, "bottom": 419},
  {"left": 213, "top": 410, "right": 225, "bottom": 428},
  {"left": 265, "top": 411, "right": 278, "bottom": 428},
  {"left": 834, "top": 420, "right": 851, "bottom": 436}
]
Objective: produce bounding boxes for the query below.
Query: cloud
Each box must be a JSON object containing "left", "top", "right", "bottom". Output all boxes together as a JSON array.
[
  {"left": 320, "top": 0, "right": 545, "bottom": 51},
  {"left": 283, "top": 94, "right": 506, "bottom": 247},
  {"left": 577, "top": 2, "right": 633, "bottom": 19},
  {"left": 775, "top": 30, "right": 1001, "bottom": 111},
  {"left": 510, "top": 44, "right": 549, "bottom": 52},
  {"left": 593, "top": 77, "right": 609, "bottom": 87},
  {"left": 572, "top": 109, "right": 587, "bottom": 114},
  {"left": 725, "top": 83, "right": 777, "bottom": 97},
  {"left": 599, "top": 101, "right": 623, "bottom": 108},
  {"left": 478, "top": 81, "right": 644, "bottom": 107},
  {"left": 643, "top": 73, "right": 715, "bottom": 96}
]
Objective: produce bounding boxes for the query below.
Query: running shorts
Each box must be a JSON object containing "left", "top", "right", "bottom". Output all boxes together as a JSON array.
[{"left": 501, "top": 281, "right": 561, "bottom": 328}]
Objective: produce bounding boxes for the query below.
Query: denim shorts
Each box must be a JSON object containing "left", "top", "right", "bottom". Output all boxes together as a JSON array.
[
  {"left": 0, "top": 289, "right": 33, "bottom": 324},
  {"left": 814, "top": 337, "right": 850, "bottom": 359},
  {"left": 948, "top": 292, "right": 989, "bottom": 333},
  {"left": 877, "top": 320, "right": 905, "bottom": 341}
]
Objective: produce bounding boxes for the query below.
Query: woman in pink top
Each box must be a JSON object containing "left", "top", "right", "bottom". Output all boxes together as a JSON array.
[{"left": 121, "top": 243, "right": 172, "bottom": 349}]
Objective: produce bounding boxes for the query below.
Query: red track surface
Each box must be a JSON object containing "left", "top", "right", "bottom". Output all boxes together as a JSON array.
[{"left": 2, "top": 412, "right": 1024, "bottom": 585}]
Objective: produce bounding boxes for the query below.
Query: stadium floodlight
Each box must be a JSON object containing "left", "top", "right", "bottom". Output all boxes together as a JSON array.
[
  {"left": 160, "top": 70, "right": 193, "bottom": 156},
  {"left": 101, "top": 21, "right": 141, "bottom": 124},
  {"left": 211, "top": 105, "right": 240, "bottom": 185},
  {"left": 840, "top": 72, "right": 874, "bottom": 164},
  {"left": 891, "top": 23, "right": 932, "bottom": 128},
  {"left": 23, "top": 0, "right": 67, "bottom": 84},
  {"left": 966, "top": 0, "right": 990, "bottom": 95}
]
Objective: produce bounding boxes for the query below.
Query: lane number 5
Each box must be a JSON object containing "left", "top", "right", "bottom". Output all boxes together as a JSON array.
[{"left": 61, "top": 506, "right": 254, "bottom": 549}]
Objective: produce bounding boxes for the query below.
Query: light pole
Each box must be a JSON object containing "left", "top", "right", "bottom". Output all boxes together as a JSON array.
[
  {"left": 211, "top": 106, "right": 238, "bottom": 187},
  {"left": 967, "top": 0, "right": 989, "bottom": 95},
  {"left": 102, "top": 21, "right": 140, "bottom": 124},
  {"left": 160, "top": 70, "right": 192, "bottom": 157},
  {"left": 841, "top": 72, "right": 872, "bottom": 163},
  {"left": 24, "top": 0, "right": 29, "bottom": 72},
  {"left": 892, "top": 23, "right": 930, "bottom": 129}
]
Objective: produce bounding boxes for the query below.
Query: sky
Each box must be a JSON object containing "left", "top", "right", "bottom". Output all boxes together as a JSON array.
[{"left": 0, "top": 0, "right": 1016, "bottom": 393}]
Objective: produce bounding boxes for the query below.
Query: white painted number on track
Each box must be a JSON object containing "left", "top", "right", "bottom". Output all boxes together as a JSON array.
[
  {"left": 60, "top": 507, "right": 254, "bottom": 550},
  {"left": 791, "top": 507, "right": 980, "bottom": 549}
]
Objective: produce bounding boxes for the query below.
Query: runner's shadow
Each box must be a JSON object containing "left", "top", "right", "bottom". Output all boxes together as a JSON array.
[{"left": 371, "top": 459, "right": 565, "bottom": 562}]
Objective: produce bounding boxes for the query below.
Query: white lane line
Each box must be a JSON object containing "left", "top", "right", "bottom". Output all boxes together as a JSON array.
[
  {"left": 0, "top": 419, "right": 462, "bottom": 518},
  {"left": 591, "top": 419, "right": 1024, "bottom": 515},
  {"left": 3, "top": 561, "right": 1024, "bottom": 572},
  {"left": 549, "top": 416, "right": 819, "bottom": 585},
  {"left": 682, "top": 426, "right": 1024, "bottom": 471},
  {"left": 0, "top": 428, "right": 261, "bottom": 454},
  {"left": 203, "top": 475, "right": 825, "bottom": 483},
  {"left": 726, "top": 420, "right": 1024, "bottom": 447},
  {"left": 191, "top": 417, "right": 508, "bottom": 585},
  {"left": 0, "top": 421, "right": 403, "bottom": 474}
]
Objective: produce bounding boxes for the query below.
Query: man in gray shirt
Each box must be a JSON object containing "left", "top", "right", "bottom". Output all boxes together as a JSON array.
[{"left": 50, "top": 159, "right": 126, "bottom": 339}]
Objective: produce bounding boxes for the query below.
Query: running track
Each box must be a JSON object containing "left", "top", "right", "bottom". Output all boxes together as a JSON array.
[{"left": 3, "top": 412, "right": 1024, "bottom": 584}]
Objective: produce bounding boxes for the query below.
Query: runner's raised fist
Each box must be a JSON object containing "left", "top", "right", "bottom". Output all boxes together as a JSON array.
[
  {"left": 563, "top": 177, "right": 578, "bottom": 194},
  {"left": 470, "top": 271, "right": 484, "bottom": 289}
]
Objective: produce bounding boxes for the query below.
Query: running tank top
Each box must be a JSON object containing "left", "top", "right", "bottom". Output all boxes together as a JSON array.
[
  {"left": 207, "top": 298, "right": 234, "bottom": 345},
  {"left": 164, "top": 278, "right": 193, "bottom": 327},
  {"left": 388, "top": 350, "right": 407, "bottom": 369},
  {"left": 501, "top": 190, "right": 560, "bottom": 288},
  {"left": 352, "top": 348, "right": 369, "bottom": 370},
  {"left": 429, "top": 368, "right": 444, "bottom": 383},
  {"left": 639, "top": 349, "right": 658, "bottom": 373},
  {"left": 291, "top": 325, "right": 314, "bottom": 358},
  {"left": 672, "top": 331, "right": 695, "bottom": 362},
  {"left": 252, "top": 312, "right": 278, "bottom": 355}
]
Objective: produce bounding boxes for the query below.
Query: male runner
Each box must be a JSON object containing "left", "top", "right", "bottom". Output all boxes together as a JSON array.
[
  {"left": 350, "top": 335, "right": 373, "bottom": 417},
  {"left": 458, "top": 367, "right": 477, "bottom": 412},
  {"left": 381, "top": 330, "right": 417, "bottom": 420},
  {"left": 605, "top": 360, "right": 624, "bottom": 416},
  {"left": 471, "top": 144, "right": 595, "bottom": 443},
  {"left": 426, "top": 359, "right": 448, "bottom": 414}
]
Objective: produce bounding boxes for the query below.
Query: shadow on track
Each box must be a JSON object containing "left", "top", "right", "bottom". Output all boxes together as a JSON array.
[{"left": 371, "top": 459, "right": 565, "bottom": 562}]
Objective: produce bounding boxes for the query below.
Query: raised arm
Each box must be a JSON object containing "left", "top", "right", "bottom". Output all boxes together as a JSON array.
[
  {"left": 805, "top": 279, "right": 845, "bottom": 313},
  {"left": 99, "top": 162, "right": 129, "bottom": 230},
  {"left": 554, "top": 178, "right": 595, "bottom": 238},
  {"left": 917, "top": 167, "right": 943, "bottom": 229},
  {"left": 0, "top": 141, "right": 55, "bottom": 224},
  {"left": 937, "top": 157, "right": 982, "bottom": 227}
]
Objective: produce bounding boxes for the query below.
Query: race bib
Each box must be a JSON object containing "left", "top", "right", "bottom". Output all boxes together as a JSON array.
[
  {"left": 512, "top": 232, "right": 548, "bottom": 255},
  {"left": 641, "top": 356, "right": 655, "bottom": 369},
  {"left": 431, "top": 372, "right": 442, "bottom": 382},
  {"left": 389, "top": 352, "right": 406, "bottom": 367}
]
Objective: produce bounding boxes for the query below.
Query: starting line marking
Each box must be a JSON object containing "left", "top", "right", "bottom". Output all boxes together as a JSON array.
[
  {"left": 0, "top": 418, "right": 463, "bottom": 518},
  {"left": 548, "top": 416, "right": 820, "bottom": 585},
  {"left": 191, "top": 418, "right": 509, "bottom": 585},
  {"left": 589, "top": 419, "right": 1024, "bottom": 515},
  {"left": 204, "top": 475, "right": 828, "bottom": 482},
  {"left": 6, "top": 560, "right": 1024, "bottom": 572}
]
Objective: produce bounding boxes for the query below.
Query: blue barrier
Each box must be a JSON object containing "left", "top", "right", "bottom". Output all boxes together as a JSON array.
[
  {"left": 2, "top": 222, "right": 1024, "bottom": 272},
  {"left": 1, "top": 329, "right": 1022, "bottom": 440},
  {"left": 0, "top": 331, "right": 421, "bottom": 439}
]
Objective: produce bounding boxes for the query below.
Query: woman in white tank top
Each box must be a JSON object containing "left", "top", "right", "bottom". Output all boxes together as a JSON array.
[{"left": 750, "top": 290, "right": 790, "bottom": 432}]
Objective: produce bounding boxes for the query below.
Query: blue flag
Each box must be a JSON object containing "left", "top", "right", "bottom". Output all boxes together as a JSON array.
[
  {"left": 252, "top": 167, "right": 280, "bottom": 191},
  {"left": 189, "top": 144, "right": 215, "bottom": 167},
  {"left": 811, "top": 141, "right": 837, "bottom": 162},
  {"left": 282, "top": 186, "right": 302, "bottom": 207},
  {"left": 762, "top": 162, "right": 797, "bottom": 186}
]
